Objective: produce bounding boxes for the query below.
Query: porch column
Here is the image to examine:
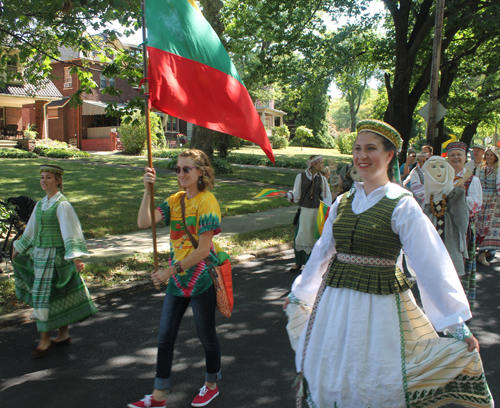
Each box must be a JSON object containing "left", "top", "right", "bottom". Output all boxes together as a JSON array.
[{"left": 35, "top": 100, "right": 48, "bottom": 139}]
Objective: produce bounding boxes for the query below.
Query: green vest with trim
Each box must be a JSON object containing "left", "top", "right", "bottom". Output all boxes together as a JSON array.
[
  {"left": 326, "top": 185, "right": 413, "bottom": 295},
  {"left": 34, "top": 196, "right": 67, "bottom": 248}
]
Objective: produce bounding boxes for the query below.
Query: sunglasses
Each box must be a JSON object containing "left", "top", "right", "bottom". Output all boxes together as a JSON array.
[{"left": 175, "top": 166, "right": 198, "bottom": 174}]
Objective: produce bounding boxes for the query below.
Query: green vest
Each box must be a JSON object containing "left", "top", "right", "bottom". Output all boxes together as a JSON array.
[
  {"left": 326, "top": 186, "right": 413, "bottom": 295},
  {"left": 34, "top": 195, "right": 67, "bottom": 248}
]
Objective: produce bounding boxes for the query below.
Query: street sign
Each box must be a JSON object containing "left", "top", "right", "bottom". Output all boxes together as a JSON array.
[{"left": 418, "top": 101, "right": 447, "bottom": 123}]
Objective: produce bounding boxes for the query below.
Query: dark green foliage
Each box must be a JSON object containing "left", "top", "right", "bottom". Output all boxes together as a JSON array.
[
  {"left": 213, "top": 133, "right": 238, "bottom": 158},
  {"left": 38, "top": 149, "right": 91, "bottom": 159},
  {"left": 211, "top": 157, "right": 234, "bottom": 174},
  {"left": 0, "top": 148, "right": 38, "bottom": 158},
  {"left": 226, "top": 153, "right": 308, "bottom": 169},
  {"left": 268, "top": 135, "right": 289, "bottom": 149}
]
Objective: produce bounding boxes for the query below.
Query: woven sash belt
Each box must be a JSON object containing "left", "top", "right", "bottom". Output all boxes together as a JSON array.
[{"left": 336, "top": 252, "right": 395, "bottom": 267}]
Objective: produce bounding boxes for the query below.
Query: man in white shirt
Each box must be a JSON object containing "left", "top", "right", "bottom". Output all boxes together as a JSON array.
[{"left": 465, "top": 144, "right": 485, "bottom": 175}]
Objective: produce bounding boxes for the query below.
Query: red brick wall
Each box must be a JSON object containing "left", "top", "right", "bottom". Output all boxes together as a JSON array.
[
  {"left": 5, "top": 107, "right": 22, "bottom": 129},
  {"left": 81, "top": 138, "right": 115, "bottom": 151}
]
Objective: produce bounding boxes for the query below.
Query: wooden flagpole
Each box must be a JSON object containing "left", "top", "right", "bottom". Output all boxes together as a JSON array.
[{"left": 141, "top": 0, "right": 159, "bottom": 288}]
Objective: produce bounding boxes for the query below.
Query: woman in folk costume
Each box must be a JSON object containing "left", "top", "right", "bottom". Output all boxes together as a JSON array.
[
  {"left": 283, "top": 119, "right": 493, "bottom": 408},
  {"left": 421, "top": 156, "right": 469, "bottom": 275},
  {"left": 12, "top": 165, "right": 97, "bottom": 358},
  {"left": 403, "top": 152, "right": 428, "bottom": 204},
  {"left": 475, "top": 146, "right": 500, "bottom": 266},
  {"left": 447, "top": 142, "right": 483, "bottom": 311},
  {"left": 277, "top": 155, "right": 332, "bottom": 273}
]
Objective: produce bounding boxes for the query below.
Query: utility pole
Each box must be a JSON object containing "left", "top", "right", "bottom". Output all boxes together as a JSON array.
[{"left": 426, "top": 0, "right": 446, "bottom": 149}]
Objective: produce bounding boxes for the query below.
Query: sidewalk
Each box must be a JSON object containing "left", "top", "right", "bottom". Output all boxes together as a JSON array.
[{"left": 85, "top": 205, "right": 296, "bottom": 263}]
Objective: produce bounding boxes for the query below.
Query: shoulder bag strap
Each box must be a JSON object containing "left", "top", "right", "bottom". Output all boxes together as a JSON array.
[{"left": 180, "top": 193, "right": 212, "bottom": 266}]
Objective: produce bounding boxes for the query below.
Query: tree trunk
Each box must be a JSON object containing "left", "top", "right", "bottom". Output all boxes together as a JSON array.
[
  {"left": 190, "top": 125, "right": 214, "bottom": 160},
  {"left": 461, "top": 123, "right": 480, "bottom": 148}
]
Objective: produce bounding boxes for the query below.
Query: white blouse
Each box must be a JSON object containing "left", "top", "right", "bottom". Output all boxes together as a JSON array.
[
  {"left": 14, "top": 192, "right": 89, "bottom": 260},
  {"left": 291, "top": 181, "right": 472, "bottom": 334},
  {"left": 286, "top": 170, "right": 332, "bottom": 206}
]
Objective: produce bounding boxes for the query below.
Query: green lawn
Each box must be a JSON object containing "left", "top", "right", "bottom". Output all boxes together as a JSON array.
[
  {"left": 0, "top": 158, "right": 293, "bottom": 238},
  {"left": 233, "top": 145, "right": 352, "bottom": 162}
]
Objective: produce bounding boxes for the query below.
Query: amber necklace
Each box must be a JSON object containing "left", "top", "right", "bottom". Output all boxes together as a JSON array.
[{"left": 430, "top": 194, "right": 447, "bottom": 217}]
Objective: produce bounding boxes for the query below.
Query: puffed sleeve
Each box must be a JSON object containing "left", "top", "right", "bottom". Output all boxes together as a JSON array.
[
  {"left": 12, "top": 202, "right": 39, "bottom": 255},
  {"left": 57, "top": 201, "right": 90, "bottom": 260},
  {"left": 290, "top": 194, "right": 342, "bottom": 307},
  {"left": 286, "top": 174, "right": 302, "bottom": 203},
  {"left": 392, "top": 196, "right": 472, "bottom": 333},
  {"left": 321, "top": 174, "right": 332, "bottom": 206},
  {"left": 466, "top": 176, "right": 482, "bottom": 213},
  {"left": 197, "top": 192, "right": 221, "bottom": 237},
  {"left": 410, "top": 170, "right": 424, "bottom": 203}
]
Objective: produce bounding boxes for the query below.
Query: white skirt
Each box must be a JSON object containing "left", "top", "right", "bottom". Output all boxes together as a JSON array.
[
  {"left": 295, "top": 207, "right": 319, "bottom": 254},
  {"left": 295, "top": 287, "right": 493, "bottom": 408}
]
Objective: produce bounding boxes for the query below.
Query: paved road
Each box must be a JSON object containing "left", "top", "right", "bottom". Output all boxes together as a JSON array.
[{"left": 0, "top": 250, "right": 498, "bottom": 407}]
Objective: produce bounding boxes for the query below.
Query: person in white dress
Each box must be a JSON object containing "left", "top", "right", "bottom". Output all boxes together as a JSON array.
[
  {"left": 283, "top": 120, "right": 493, "bottom": 408},
  {"left": 12, "top": 165, "right": 97, "bottom": 358},
  {"left": 276, "top": 156, "right": 332, "bottom": 272}
]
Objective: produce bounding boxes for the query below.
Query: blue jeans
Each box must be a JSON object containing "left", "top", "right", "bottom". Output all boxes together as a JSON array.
[{"left": 154, "top": 284, "right": 221, "bottom": 390}]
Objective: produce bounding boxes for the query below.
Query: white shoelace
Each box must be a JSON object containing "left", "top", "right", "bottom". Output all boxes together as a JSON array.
[
  {"left": 198, "top": 385, "right": 209, "bottom": 396},
  {"left": 141, "top": 395, "right": 153, "bottom": 407}
]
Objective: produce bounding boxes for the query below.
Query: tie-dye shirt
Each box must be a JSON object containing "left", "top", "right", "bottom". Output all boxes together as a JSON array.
[{"left": 157, "top": 190, "right": 221, "bottom": 297}]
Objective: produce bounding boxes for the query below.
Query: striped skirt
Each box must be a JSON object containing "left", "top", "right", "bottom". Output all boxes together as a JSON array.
[
  {"left": 295, "top": 287, "right": 493, "bottom": 408},
  {"left": 13, "top": 246, "right": 98, "bottom": 332}
]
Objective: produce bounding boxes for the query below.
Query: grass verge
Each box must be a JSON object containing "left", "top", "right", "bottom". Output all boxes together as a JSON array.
[
  {"left": 0, "top": 224, "right": 294, "bottom": 316},
  {"left": 1, "top": 159, "right": 292, "bottom": 238}
]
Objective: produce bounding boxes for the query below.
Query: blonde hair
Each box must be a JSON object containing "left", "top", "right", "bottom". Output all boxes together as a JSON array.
[
  {"left": 54, "top": 173, "right": 64, "bottom": 192},
  {"left": 178, "top": 149, "right": 215, "bottom": 191}
]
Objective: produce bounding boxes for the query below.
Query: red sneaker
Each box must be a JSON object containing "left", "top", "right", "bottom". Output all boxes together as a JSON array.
[
  {"left": 191, "top": 385, "right": 219, "bottom": 407},
  {"left": 127, "top": 394, "right": 166, "bottom": 408}
]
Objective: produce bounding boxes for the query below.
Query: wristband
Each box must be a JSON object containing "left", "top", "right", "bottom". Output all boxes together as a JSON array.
[{"left": 174, "top": 261, "right": 183, "bottom": 274}]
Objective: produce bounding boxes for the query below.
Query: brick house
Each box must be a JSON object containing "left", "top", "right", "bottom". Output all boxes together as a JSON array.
[
  {"left": 23, "top": 39, "right": 142, "bottom": 151},
  {"left": 1, "top": 53, "right": 62, "bottom": 140}
]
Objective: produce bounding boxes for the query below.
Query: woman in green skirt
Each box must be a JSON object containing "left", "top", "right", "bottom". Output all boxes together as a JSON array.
[{"left": 12, "top": 164, "right": 97, "bottom": 358}]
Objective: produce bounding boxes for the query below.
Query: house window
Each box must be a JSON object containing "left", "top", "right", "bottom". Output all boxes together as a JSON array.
[
  {"left": 166, "top": 116, "right": 178, "bottom": 132},
  {"left": 100, "top": 73, "right": 107, "bottom": 89},
  {"left": 64, "top": 67, "right": 72, "bottom": 88},
  {"left": 100, "top": 73, "right": 116, "bottom": 89}
]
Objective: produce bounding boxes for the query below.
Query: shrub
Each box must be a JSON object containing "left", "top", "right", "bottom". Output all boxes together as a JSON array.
[
  {"left": 268, "top": 135, "right": 289, "bottom": 149},
  {"left": 119, "top": 111, "right": 163, "bottom": 155},
  {"left": 39, "top": 149, "right": 91, "bottom": 159},
  {"left": 211, "top": 157, "right": 234, "bottom": 174},
  {"left": 153, "top": 149, "right": 182, "bottom": 159},
  {"left": 0, "top": 198, "right": 15, "bottom": 236},
  {"left": 336, "top": 132, "right": 357, "bottom": 154},
  {"left": 272, "top": 125, "right": 290, "bottom": 139},
  {"left": 294, "top": 126, "right": 314, "bottom": 150},
  {"left": 33, "top": 139, "right": 69, "bottom": 155},
  {"left": 0, "top": 148, "right": 38, "bottom": 158},
  {"left": 225, "top": 153, "right": 307, "bottom": 169}
]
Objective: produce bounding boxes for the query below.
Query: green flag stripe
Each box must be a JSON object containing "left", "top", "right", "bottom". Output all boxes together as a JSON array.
[{"left": 145, "top": 0, "right": 243, "bottom": 85}]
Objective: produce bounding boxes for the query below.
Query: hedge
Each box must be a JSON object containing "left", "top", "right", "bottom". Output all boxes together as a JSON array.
[
  {"left": 38, "top": 148, "right": 91, "bottom": 159},
  {"left": 0, "top": 148, "right": 38, "bottom": 159}
]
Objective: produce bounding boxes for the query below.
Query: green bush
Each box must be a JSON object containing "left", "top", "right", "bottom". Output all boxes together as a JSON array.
[
  {"left": 39, "top": 148, "right": 91, "bottom": 158},
  {"left": 336, "top": 132, "right": 357, "bottom": 154},
  {"left": 0, "top": 198, "right": 15, "bottom": 236},
  {"left": 211, "top": 157, "right": 234, "bottom": 174},
  {"left": 34, "top": 139, "right": 68, "bottom": 154},
  {"left": 153, "top": 149, "right": 182, "bottom": 159},
  {"left": 225, "top": 153, "right": 307, "bottom": 169},
  {"left": 268, "top": 135, "right": 289, "bottom": 149},
  {"left": 0, "top": 148, "right": 38, "bottom": 158},
  {"left": 272, "top": 125, "right": 290, "bottom": 139},
  {"left": 119, "top": 111, "right": 163, "bottom": 155}
]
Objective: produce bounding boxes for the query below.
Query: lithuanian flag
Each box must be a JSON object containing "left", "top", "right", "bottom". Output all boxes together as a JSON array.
[
  {"left": 253, "top": 189, "right": 286, "bottom": 199},
  {"left": 314, "top": 201, "right": 331, "bottom": 239},
  {"left": 145, "top": 0, "right": 274, "bottom": 163}
]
